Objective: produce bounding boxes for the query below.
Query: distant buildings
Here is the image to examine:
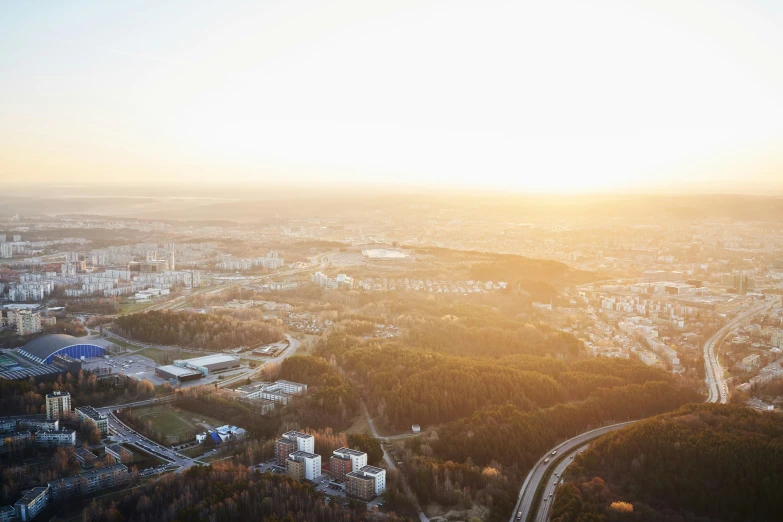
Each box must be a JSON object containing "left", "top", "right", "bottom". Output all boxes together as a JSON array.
[
  {"left": 46, "top": 391, "right": 72, "bottom": 421},
  {"left": 237, "top": 380, "right": 307, "bottom": 405},
  {"left": 742, "top": 353, "right": 762, "bottom": 371}
]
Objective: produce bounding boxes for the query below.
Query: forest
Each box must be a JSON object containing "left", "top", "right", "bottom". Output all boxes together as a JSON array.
[
  {"left": 80, "top": 462, "right": 409, "bottom": 522},
  {"left": 552, "top": 403, "right": 783, "bottom": 522},
  {"left": 0, "top": 372, "right": 156, "bottom": 415},
  {"left": 114, "top": 310, "right": 283, "bottom": 350}
]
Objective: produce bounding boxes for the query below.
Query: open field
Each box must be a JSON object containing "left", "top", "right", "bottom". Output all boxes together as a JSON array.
[
  {"left": 119, "top": 301, "right": 157, "bottom": 315},
  {"left": 132, "top": 404, "right": 228, "bottom": 444}
]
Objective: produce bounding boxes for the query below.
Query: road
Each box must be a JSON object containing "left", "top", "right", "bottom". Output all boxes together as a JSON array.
[
  {"left": 509, "top": 422, "right": 635, "bottom": 522},
  {"left": 361, "top": 401, "right": 429, "bottom": 522},
  {"left": 516, "top": 297, "right": 778, "bottom": 522},
  {"left": 703, "top": 299, "right": 776, "bottom": 404}
]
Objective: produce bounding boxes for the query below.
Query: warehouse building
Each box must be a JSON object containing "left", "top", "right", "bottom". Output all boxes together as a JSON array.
[
  {"left": 154, "top": 364, "right": 202, "bottom": 382},
  {"left": 173, "top": 354, "right": 240, "bottom": 376}
]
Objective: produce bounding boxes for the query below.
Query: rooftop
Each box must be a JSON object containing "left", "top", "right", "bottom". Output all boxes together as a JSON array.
[
  {"left": 178, "top": 354, "right": 239, "bottom": 367},
  {"left": 75, "top": 405, "right": 106, "bottom": 421},
  {"left": 334, "top": 447, "right": 367, "bottom": 457},
  {"left": 15, "top": 486, "right": 49, "bottom": 506},
  {"left": 157, "top": 364, "right": 202, "bottom": 377}
]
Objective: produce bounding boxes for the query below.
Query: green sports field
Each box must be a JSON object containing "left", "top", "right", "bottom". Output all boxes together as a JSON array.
[{"left": 133, "top": 404, "right": 228, "bottom": 444}]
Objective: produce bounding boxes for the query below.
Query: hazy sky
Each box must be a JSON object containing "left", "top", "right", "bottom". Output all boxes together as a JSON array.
[{"left": 2, "top": 0, "right": 783, "bottom": 193}]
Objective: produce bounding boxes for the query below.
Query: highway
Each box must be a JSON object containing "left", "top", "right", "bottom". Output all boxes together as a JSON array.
[
  {"left": 703, "top": 299, "right": 775, "bottom": 404},
  {"left": 509, "top": 422, "right": 635, "bottom": 522},
  {"left": 513, "top": 297, "right": 778, "bottom": 522}
]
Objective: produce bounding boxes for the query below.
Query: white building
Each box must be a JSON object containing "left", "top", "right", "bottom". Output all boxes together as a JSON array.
[{"left": 333, "top": 447, "right": 367, "bottom": 470}]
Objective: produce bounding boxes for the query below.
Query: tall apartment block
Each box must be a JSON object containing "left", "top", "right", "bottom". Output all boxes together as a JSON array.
[
  {"left": 46, "top": 391, "right": 72, "bottom": 421},
  {"left": 275, "top": 431, "right": 314, "bottom": 466}
]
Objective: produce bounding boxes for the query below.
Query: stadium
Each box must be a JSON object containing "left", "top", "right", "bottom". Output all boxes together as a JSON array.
[{"left": 17, "top": 334, "right": 106, "bottom": 365}]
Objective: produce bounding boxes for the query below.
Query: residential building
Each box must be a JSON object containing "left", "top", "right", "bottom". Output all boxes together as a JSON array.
[
  {"left": 275, "top": 431, "right": 315, "bottom": 465},
  {"left": 46, "top": 391, "right": 71, "bottom": 421},
  {"left": 14, "top": 486, "right": 49, "bottom": 522},
  {"left": 75, "top": 406, "right": 108, "bottom": 436},
  {"left": 48, "top": 464, "right": 130, "bottom": 500},
  {"left": 346, "top": 465, "right": 386, "bottom": 499},
  {"left": 0, "top": 243, "right": 12, "bottom": 259},
  {"left": 331, "top": 448, "right": 368, "bottom": 481},
  {"left": 742, "top": 353, "right": 762, "bottom": 371},
  {"left": 286, "top": 450, "right": 321, "bottom": 481},
  {"left": 105, "top": 444, "right": 133, "bottom": 464},
  {"left": 1, "top": 432, "right": 32, "bottom": 448},
  {"left": 35, "top": 429, "right": 76, "bottom": 447},
  {"left": 16, "top": 311, "right": 41, "bottom": 336},
  {"left": 74, "top": 448, "right": 97, "bottom": 467},
  {"left": 0, "top": 419, "right": 16, "bottom": 433},
  {"left": 1, "top": 505, "right": 16, "bottom": 522}
]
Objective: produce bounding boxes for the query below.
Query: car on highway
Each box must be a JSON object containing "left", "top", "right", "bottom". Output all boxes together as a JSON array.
[
  {"left": 543, "top": 458, "right": 550, "bottom": 464},
  {"left": 551, "top": 450, "right": 557, "bottom": 456}
]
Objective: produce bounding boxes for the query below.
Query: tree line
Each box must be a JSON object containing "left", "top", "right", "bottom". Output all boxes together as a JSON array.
[{"left": 115, "top": 310, "right": 283, "bottom": 350}]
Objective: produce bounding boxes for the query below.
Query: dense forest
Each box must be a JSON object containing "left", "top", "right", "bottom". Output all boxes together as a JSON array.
[
  {"left": 552, "top": 404, "right": 783, "bottom": 522},
  {"left": 115, "top": 310, "right": 283, "bottom": 350},
  {"left": 81, "top": 462, "right": 408, "bottom": 522},
  {"left": 0, "top": 372, "right": 156, "bottom": 415}
]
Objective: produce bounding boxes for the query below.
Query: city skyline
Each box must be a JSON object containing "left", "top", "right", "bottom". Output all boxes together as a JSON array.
[{"left": 3, "top": 0, "right": 783, "bottom": 193}]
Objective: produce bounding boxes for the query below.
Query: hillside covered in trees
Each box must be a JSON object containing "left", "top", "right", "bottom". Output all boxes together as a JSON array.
[
  {"left": 310, "top": 329, "right": 699, "bottom": 522},
  {"left": 115, "top": 310, "right": 283, "bottom": 350},
  {"left": 552, "top": 404, "right": 783, "bottom": 522}
]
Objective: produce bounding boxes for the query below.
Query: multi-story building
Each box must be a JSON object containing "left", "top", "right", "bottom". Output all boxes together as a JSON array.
[
  {"left": 0, "top": 243, "right": 12, "bottom": 259},
  {"left": 46, "top": 391, "right": 72, "bottom": 421},
  {"left": 346, "top": 465, "right": 386, "bottom": 500},
  {"left": 105, "top": 444, "right": 133, "bottom": 464},
  {"left": 1, "top": 431, "right": 32, "bottom": 448},
  {"left": 13, "top": 486, "right": 49, "bottom": 522},
  {"left": 0, "top": 419, "right": 17, "bottom": 433},
  {"left": 48, "top": 464, "right": 130, "bottom": 500},
  {"left": 35, "top": 429, "right": 76, "bottom": 447},
  {"left": 275, "top": 431, "right": 314, "bottom": 466},
  {"left": 19, "top": 418, "right": 59, "bottom": 432},
  {"left": 1, "top": 505, "right": 16, "bottom": 522},
  {"left": 16, "top": 311, "right": 41, "bottom": 336},
  {"left": 286, "top": 450, "right": 321, "bottom": 481},
  {"left": 74, "top": 448, "right": 97, "bottom": 467},
  {"left": 331, "top": 448, "right": 368, "bottom": 482},
  {"left": 75, "top": 406, "right": 108, "bottom": 436}
]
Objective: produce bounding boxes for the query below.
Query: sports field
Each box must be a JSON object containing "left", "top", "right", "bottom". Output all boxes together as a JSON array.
[{"left": 133, "top": 404, "right": 228, "bottom": 444}]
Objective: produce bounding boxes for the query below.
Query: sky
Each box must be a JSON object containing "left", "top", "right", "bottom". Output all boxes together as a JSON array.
[{"left": 1, "top": 0, "right": 783, "bottom": 193}]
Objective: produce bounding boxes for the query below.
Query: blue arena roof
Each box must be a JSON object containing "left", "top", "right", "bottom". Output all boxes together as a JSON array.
[{"left": 19, "top": 334, "right": 105, "bottom": 365}]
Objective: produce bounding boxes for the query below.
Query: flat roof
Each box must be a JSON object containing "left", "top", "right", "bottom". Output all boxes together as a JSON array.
[
  {"left": 157, "top": 364, "right": 201, "bottom": 377},
  {"left": 179, "top": 354, "right": 239, "bottom": 366},
  {"left": 290, "top": 450, "right": 319, "bottom": 459},
  {"left": 283, "top": 430, "right": 313, "bottom": 440},
  {"left": 359, "top": 465, "right": 384, "bottom": 474},
  {"left": 334, "top": 447, "right": 366, "bottom": 457}
]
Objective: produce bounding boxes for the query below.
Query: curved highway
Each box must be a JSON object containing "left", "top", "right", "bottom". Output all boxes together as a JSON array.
[{"left": 514, "top": 297, "right": 777, "bottom": 522}]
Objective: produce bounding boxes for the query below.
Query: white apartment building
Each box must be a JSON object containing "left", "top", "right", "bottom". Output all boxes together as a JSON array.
[
  {"left": 16, "top": 311, "right": 42, "bottom": 336},
  {"left": 35, "top": 429, "right": 76, "bottom": 447},
  {"left": 288, "top": 450, "right": 322, "bottom": 480},
  {"left": 333, "top": 447, "right": 368, "bottom": 470}
]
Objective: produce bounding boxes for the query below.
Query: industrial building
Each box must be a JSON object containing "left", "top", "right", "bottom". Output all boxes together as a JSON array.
[
  {"left": 154, "top": 364, "right": 202, "bottom": 382},
  {"left": 173, "top": 354, "right": 240, "bottom": 376},
  {"left": 18, "top": 334, "right": 105, "bottom": 365}
]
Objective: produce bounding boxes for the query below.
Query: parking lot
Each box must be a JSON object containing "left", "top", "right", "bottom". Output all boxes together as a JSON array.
[{"left": 81, "top": 354, "right": 250, "bottom": 388}]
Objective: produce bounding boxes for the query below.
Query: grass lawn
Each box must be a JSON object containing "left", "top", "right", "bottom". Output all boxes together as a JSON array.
[
  {"left": 121, "top": 443, "right": 166, "bottom": 469},
  {"left": 119, "top": 301, "right": 157, "bottom": 315},
  {"left": 345, "top": 413, "right": 371, "bottom": 435},
  {"left": 181, "top": 445, "right": 210, "bottom": 458},
  {"left": 132, "top": 404, "right": 228, "bottom": 444}
]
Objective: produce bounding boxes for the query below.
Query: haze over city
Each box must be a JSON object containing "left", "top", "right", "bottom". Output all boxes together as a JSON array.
[
  {"left": 3, "top": 3, "right": 783, "bottom": 522},
  {"left": 3, "top": 0, "right": 783, "bottom": 192}
]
